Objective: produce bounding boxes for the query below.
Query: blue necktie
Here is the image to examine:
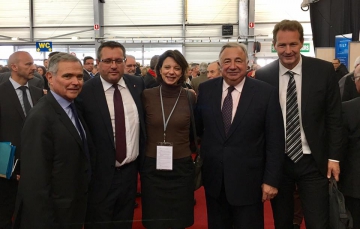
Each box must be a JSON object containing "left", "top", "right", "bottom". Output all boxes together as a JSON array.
[{"left": 69, "top": 103, "right": 91, "bottom": 178}]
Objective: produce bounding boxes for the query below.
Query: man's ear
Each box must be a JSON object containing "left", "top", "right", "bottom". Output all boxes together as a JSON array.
[
  {"left": 10, "top": 63, "right": 17, "bottom": 72},
  {"left": 46, "top": 71, "right": 53, "bottom": 85}
]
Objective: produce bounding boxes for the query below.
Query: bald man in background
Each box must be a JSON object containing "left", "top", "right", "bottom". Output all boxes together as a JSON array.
[{"left": 0, "top": 51, "right": 43, "bottom": 229}]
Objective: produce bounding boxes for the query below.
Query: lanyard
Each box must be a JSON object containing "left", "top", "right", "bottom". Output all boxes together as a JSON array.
[{"left": 160, "top": 85, "right": 182, "bottom": 142}]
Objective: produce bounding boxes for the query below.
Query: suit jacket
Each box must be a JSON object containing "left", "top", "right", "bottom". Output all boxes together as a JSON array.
[
  {"left": 0, "top": 80, "right": 43, "bottom": 174},
  {"left": 13, "top": 92, "right": 91, "bottom": 229},
  {"left": 341, "top": 72, "right": 360, "bottom": 102},
  {"left": 190, "top": 72, "right": 208, "bottom": 94},
  {"left": 0, "top": 72, "right": 44, "bottom": 89},
  {"left": 340, "top": 97, "right": 360, "bottom": 199},
  {"left": 82, "top": 70, "right": 99, "bottom": 82},
  {"left": 256, "top": 56, "right": 343, "bottom": 177},
  {"left": 195, "top": 77, "right": 285, "bottom": 206},
  {"left": 76, "top": 74, "right": 146, "bottom": 204}
]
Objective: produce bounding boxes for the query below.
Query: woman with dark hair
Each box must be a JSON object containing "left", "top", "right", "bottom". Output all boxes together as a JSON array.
[
  {"left": 141, "top": 50, "right": 196, "bottom": 229},
  {"left": 36, "top": 65, "right": 49, "bottom": 91}
]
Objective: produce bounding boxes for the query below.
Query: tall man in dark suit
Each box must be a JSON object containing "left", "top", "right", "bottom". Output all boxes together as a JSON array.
[
  {"left": 341, "top": 64, "right": 360, "bottom": 229},
  {"left": 256, "top": 20, "right": 343, "bottom": 229},
  {"left": 0, "top": 51, "right": 43, "bottom": 229},
  {"left": 195, "top": 42, "right": 285, "bottom": 229},
  {"left": 76, "top": 41, "right": 145, "bottom": 229},
  {"left": 13, "top": 53, "right": 91, "bottom": 229},
  {"left": 0, "top": 72, "right": 44, "bottom": 89}
]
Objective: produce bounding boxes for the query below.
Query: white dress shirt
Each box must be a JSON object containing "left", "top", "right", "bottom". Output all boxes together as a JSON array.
[
  {"left": 9, "top": 77, "right": 33, "bottom": 116},
  {"left": 278, "top": 57, "right": 311, "bottom": 155},
  {"left": 221, "top": 77, "right": 246, "bottom": 123},
  {"left": 100, "top": 76, "right": 140, "bottom": 166}
]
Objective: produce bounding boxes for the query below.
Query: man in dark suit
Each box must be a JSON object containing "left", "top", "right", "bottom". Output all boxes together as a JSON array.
[
  {"left": 340, "top": 56, "right": 360, "bottom": 101},
  {"left": 0, "top": 51, "right": 43, "bottom": 229},
  {"left": 0, "top": 71, "right": 44, "bottom": 89},
  {"left": 13, "top": 53, "right": 91, "bottom": 229},
  {"left": 82, "top": 56, "right": 99, "bottom": 81},
  {"left": 195, "top": 42, "right": 285, "bottom": 229},
  {"left": 341, "top": 65, "right": 360, "bottom": 229},
  {"left": 256, "top": 20, "right": 343, "bottom": 229},
  {"left": 76, "top": 41, "right": 145, "bottom": 229}
]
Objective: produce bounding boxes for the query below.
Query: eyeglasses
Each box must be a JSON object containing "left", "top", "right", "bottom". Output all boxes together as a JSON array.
[
  {"left": 351, "top": 76, "right": 360, "bottom": 81},
  {"left": 100, "top": 58, "right": 126, "bottom": 65},
  {"left": 126, "top": 64, "right": 137, "bottom": 68}
]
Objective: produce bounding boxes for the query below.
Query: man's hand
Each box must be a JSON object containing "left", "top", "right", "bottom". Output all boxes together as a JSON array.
[
  {"left": 327, "top": 160, "right": 340, "bottom": 181},
  {"left": 262, "top": 183, "right": 278, "bottom": 202}
]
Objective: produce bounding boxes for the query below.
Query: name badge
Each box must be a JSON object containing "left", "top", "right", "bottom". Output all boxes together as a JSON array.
[{"left": 156, "top": 142, "right": 173, "bottom": 170}]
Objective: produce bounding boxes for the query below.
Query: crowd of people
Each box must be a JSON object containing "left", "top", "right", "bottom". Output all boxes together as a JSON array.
[{"left": 0, "top": 19, "right": 359, "bottom": 229}]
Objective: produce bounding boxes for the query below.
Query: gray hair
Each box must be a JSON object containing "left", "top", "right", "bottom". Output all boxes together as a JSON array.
[
  {"left": 48, "top": 53, "right": 82, "bottom": 75},
  {"left": 126, "top": 55, "right": 136, "bottom": 62},
  {"left": 199, "top": 62, "right": 208, "bottom": 74},
  {"left": 209, "top": 61, "right": 220, "bottom": 70},
  {"left": 218, "top": 42, "right": 249, "bottom": 62},
  {"left": 355, "top": 56, "right": 360, "bottom": 68}
]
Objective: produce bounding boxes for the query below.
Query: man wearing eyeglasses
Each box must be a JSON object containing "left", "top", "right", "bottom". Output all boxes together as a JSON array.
[
  {"left": 124, "top": 55, "right": 137, "bottom": 76},
  {"left": 76, "top": 41, "right": 145, "bottom": 229},
  {"left": 341, "top": 64, "right": 360, "bottom": 229}
]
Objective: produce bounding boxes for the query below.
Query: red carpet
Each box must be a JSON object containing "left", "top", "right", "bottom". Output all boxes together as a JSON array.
[{"left": 132, "top": 187, "right": 306, "bottom": 229}]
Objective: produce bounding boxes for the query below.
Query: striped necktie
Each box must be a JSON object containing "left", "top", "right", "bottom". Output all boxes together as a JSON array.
[{"left": 286, "top": 71, "right": 303, "bottom": 163}]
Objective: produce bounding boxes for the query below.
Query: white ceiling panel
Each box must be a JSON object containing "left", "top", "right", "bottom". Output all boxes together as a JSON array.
[
  {"left": 186, "top": 0, "right": 238, "bottom": 24},
  {"left": 104, "top": 26, "right": 183, "bottom": 38},
  {"left": 255, "top": 0, "right": 310, "bottom": 23},
  {"left": 34, "top": 27, "right": 94, "bottom": 41},
  {"left": 33, "top": 0, "right": 93, "bottom": 26},
  {"left": 104, "top": 0, "right": 182, "bottom": 25},
  {"left": 186, "top": 25, "right": 239, "bottom": 38},
  {"left": 254, "top": 22, "right": 313, "bottom": 38},
  {"left": 0, "top": 0, "right": 29, "bottom": 27}
]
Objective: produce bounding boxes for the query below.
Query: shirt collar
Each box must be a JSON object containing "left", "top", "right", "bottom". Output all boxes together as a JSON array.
[
  {"left": 100, "top": 76, "right": 126, "bottom": 92},
  {"left": 222, "top": 76, "right": 246, "bottom": 93},
  {"left": 50, "top": 90, "right": 72, "bottom": 109},
  {"left": 279, "top": 55, "right": 303, "bottom": 77},
  {"left": 9, "top": 77, "right": 30, "bottom": 90}
]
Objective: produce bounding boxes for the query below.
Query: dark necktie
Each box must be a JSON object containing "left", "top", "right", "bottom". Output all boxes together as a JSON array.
[
  {"left": 286, "top": 71, "right": 303, "bottom": 163},
  {"left": 113, "top": 84, "right": 127, "bottom": 163},
  {"left": 69, "top": 103, "right": 91, "bottom": 178},
  {"left": 222, "top": 86, "right": 235, "bottom": 136},
  {"left": 89, "top": 72, "right": 94, "bottom": 78},
  {"left": 19, "top": 86, "right": 31, "bottom": 116}
]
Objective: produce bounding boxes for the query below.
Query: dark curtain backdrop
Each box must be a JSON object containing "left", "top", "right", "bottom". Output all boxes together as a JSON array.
[{"left": 310, "top": 0, "right": 360, "bottom": 48}]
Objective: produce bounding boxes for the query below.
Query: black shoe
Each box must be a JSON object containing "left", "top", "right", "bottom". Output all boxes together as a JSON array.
[
  {"left": 134, "top": 202, "right": 139, "bottom": 208},
  {"left": 293, "top": 224, "right": 300, "bottom": 229}
]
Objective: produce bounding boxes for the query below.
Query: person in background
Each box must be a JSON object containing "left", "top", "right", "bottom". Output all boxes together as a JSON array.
[
  {"left": 43, "top": 59, "right": 48, "bottom": 69},
  {"left": 92, "top": 64, "right": 98, "bottom": 76},
  {"left": 83, "top": 56, "right": 97, "bottom": 81},
  {"left": 0, "top": 51, "right": 43, "bottom": 229},
  {"left": 124, "top": 55, "right": 137, "bottom": 76},
  {"left": 144, "top": 55, "right": 159, "bottom": 88},
  {"left": 141, "top": 50, "right": 196, "bottom": 229},
  {"left": 340, "top": 56, "right": 360, "bottom": 101},
  {"left": 207, "top": 61, "right": 221, "bottom": 79},
  {"left": 191, "top": 62, "right": 208, "bottom": 95},
  {"left": 341, "top": 64, "right": 360, "bottom": 229},
  {"left": 37, "top": 65, "right": 49, "bottom": 92},
  {"left": 189, "top": 63, "right": 199, "bottom": 81},
  {"left": 332, "top": 58, "right": 349, "bottom": 82}
]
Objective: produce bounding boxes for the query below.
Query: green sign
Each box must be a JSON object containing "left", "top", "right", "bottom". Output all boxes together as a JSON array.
[{"left": 271, "top": 43, "right": 310, "bottom": 53}]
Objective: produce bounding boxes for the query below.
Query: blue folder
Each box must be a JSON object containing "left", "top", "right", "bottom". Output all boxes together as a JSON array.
[{"left": 0, "top": 142, "right": 16, "bottom": 179}]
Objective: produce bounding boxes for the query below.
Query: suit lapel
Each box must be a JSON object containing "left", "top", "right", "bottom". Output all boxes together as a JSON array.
[
  {"left": 301, "top": 56, "right": 312, "bottom": 117},
  {"left": 92, "top": 77, "right": 115, "bottom": 147},
  {"left": 226, "top": 78, "right": 255, "bottom": 139},
  {"left": 4, "top": 81, "right": 26, "bottom": 121},
  {"left": 28, "top": 86, "right": 43, "bottom": 105},
  {"left": 211, "top": 78, "right": 226, "bottom": 141},
  {"left": 47, "top": 92, "right": 83, "bottom": 149},
  {"left": 268, "top": 60, "right": 280, "bottom": 89}
]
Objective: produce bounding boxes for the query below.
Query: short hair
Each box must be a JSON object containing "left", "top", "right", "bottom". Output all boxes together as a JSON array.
[
  {"left": 96, "top": 41, "right": 126, "bottom": 60},
  {"left": 199, "top": 62, "right": 208, "bottom": 74},
  {"left": 43, "top": 59, "right": 48, "bottom": 63},
  {"left": 150, "top": 55, "right": 159, "bottom": 70},
  {"left": 48, "top": 53, "right": 82, "bottom": 75},
  {"left": 125, "top": 55, "right": 136, "bottom": 62},
  {"left": 209, "top": 61, "right": 220, "bottom": 70},
  {"left": 83, "top": 56, "right": 94, "bottom": 65},
  {"left": 37, "top": 65, "right": 47, "bottom": 76},
  {"left": 273, "top": 20, "right": 304, "bottom": 44},
  {"left": 218, "top": 42, "right": 249, "bottom": 62},
  {"left": 190, "top": 63, "right": 199, "bottom": 70},
  {"left": 155, "top": 50, "right": 188, "bottom": 85},
  {"left": 354, "top": 56, "right": 360, "bottom": 68},
  {"left": 48, "top": 51, "right": 61, "bottom": 59}
]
